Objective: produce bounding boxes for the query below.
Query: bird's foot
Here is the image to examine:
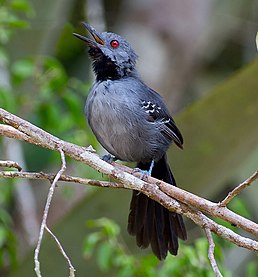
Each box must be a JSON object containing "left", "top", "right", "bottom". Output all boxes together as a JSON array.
[
  {"left": 102, "top": 154, "right": 117, "bottom": 163},
  {"left": 133, "top": 160, "right": 155, "bottom": 180},
  {"left": 133, "top": 168, "right": 150, "bottom": 180}
]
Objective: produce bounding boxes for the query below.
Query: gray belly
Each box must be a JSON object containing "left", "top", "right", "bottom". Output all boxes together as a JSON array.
[
  {"left": 89, "top": 105, "right": 150, "bottom": 161},
  {"left": 85, "top": 82, "right": 170, "bottom": 162}
]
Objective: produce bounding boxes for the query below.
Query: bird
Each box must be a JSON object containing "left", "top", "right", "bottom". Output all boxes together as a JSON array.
[{"left": 73, "top": 22, "right": 187, "bottom": 260}]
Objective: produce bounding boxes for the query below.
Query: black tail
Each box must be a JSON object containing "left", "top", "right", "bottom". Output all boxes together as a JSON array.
[{"left": 127, "top": 154, "right": 187, "bottom": 260}]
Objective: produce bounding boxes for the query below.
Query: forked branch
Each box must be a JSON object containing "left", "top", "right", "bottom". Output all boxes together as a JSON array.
[{"left": 1, "top": 108, "right": 258, "bottom": 277}]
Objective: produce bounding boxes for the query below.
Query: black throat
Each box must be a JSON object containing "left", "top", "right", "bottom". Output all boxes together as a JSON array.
[{"left": 89, "top": 47, "right": 120, "bottom": 81}]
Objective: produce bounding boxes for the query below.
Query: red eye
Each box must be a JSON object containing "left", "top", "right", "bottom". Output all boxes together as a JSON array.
[{"left": 110, "top": 40, "right": 119, "bottom": 48}]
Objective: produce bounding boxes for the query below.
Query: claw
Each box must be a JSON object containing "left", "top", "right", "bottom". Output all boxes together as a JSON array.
[
  {"left": 133, "top": 160, "right": 155, "bottom": 180},
  {"left": 133, "top": 168, "right": 149, "bottom": 180},
  {"left": 102, "top": 154, "right": 117, "bottom": 163}
]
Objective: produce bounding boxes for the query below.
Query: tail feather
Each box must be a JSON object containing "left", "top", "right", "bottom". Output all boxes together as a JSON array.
[
  {"left": 138, "top": 195, "right": 154, "bottom": 248},
  {"left": 151, "top": 202, "right": 167, "bottom": 259},
  {"left": 164, "top": 210, "right": 178, "bottom": 255},
  {"left": 127, "top": 154, "right": 187, "bottom": 260}
]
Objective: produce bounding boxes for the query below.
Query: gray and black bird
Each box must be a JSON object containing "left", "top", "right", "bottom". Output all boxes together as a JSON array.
[{"left": 73, "top": 23, "right": 187, "bottom": 260}]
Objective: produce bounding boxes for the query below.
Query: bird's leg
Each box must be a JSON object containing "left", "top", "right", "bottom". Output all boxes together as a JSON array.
[
  {"left": 102, "top": 154, "right": 117, "bottom": 163},
  {"left": 148, "top": 159, "right": 155, "bottom": 175},
  {"left": 133, "top": 159, "right": 155, "bottom": 180}
]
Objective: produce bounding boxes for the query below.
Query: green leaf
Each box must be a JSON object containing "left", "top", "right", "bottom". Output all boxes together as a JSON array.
[
  {"left": 117, "top": 262, "right": 136, "bottom": 277},
  {"left": 87, "top": 218, "right": 120, "bottom": 238},
  {"left": 11, "top": 58, "right": 34, "bottom": 84},
  {"left": 82, "top": 232, "right": 102, "bottom": 258},
  {"left": 10, "top": 0, "right": 33, "bottom": 14},
  {"left": 96, "top": 242, "right": 113, "bottom": 271}
]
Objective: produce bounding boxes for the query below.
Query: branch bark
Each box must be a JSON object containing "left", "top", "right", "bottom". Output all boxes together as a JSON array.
[
  {"left": 0, "top": 160, "right": 22, "bottom": 171},
  {"left": 0, "top": 108, "right": 258, "bottom": 273},
  {"left": 205, "top": 228, "right": 223, "bottom": 277},
  {"left": 0, "top": 170, "right": 120, "bottom": 188}
]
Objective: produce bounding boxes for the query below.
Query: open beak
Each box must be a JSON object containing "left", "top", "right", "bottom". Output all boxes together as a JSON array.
[{"left": 73, "top": 22, "right": 105, "bottom": 47}]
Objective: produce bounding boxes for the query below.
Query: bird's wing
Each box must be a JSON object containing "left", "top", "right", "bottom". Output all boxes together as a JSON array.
[{"left": 139, "top": 87, "right": 183, "bottom": 149}]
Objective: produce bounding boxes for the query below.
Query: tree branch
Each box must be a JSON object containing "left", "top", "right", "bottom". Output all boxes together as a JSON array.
[
  {"left": 34, "top": 149, "right": 67, "bottom": 277},
  {"left": 0, "top": 124, "right": 31, "bottom": 144},
  {"left": 1, "top": 170, "right": 257, "bottom": 252},
  {"left": 256, "top": 31, "right": 258, "bottom": 51},
  {"left": 0, "top": 159, "right": 22, "bottom": 171},
  {"left": 157, "top": 178, "right": 258, "bottom": 237},
  {"left": 205, "top": 228, "right": 223, "bottom": 277},
  {"left": 219, "top": 170, "right": 258, "bottom": 207},
  {"left": 0, "top": 170, "right": 120, "bottom": 188},
  {"left": 0, "top": 108, "right": 258, "bottom": 274}
]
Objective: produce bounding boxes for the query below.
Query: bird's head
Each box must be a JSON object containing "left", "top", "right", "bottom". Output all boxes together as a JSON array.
[{"left": 73, "top": 23, "right": 138, "bottom": 81}]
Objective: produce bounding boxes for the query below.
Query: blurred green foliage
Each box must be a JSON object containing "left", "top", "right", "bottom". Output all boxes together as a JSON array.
[
  {"left": 0, "top": 0, "right": 33, "bottom": 44},
  {"left": 83, "top": 218, "right": 230, "bottom": 277},
  {"left": 10, "top": 56, "right": 91, "bottom": 143},
  {"left": 0, "top": 0, "right": 32, "bottom": 111},
  {"left": 0, "top": 184, "right": 17, "bottom": 272},
  {"left": 0, "top": 0, "right": 34, "bottom": 272},
  {"left": 0, "top": 0, "right": 102, "bottom": 274}
]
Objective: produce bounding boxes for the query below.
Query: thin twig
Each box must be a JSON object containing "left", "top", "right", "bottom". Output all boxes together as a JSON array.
[
  {"left": 205, "top": 228, "right": 223, "bottom": 277},
  {"left": 0, "top": 170, "right": 120, "bottom": 188},
  {"left": 219, "top": 170, "right": 258, "bottom": 207},
  {"left": 34, "top": 149, "right": 67, "bottom": 277},
  {"left": 45, "top": 225, "right": 75, "bottom": 277},
  {"left": 0, "top": 160, "right": 22, "bottom": 171},
  {"left": 256, "top": 31, "right": 258, "bottom": 51}
]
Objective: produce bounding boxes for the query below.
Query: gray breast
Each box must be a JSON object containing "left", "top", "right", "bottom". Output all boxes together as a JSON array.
[{"left": 85, "top": 80, "right": 170, "bottom": 162}]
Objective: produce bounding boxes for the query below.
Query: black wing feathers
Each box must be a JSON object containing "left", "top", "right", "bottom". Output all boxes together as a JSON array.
[{"left": 140, "top": 86, "right": 183, "bottom": 149}]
